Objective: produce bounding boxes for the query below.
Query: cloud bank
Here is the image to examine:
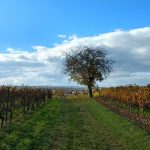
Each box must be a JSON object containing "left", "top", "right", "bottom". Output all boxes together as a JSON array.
[{"left": 0, "top": 27, "right": 150, "bottom": 86}]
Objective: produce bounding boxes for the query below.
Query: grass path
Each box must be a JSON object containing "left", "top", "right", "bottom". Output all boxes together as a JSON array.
[{"left": 0, "top": 98, "right": 150, "bottom": 150}]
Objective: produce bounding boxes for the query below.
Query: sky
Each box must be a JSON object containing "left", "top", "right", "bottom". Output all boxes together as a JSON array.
[{"left": 0, "top": 0, "right": 150, "bottom": 86}]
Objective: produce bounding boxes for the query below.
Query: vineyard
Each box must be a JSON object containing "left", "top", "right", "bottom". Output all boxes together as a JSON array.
[
  {"left": 0, "top": 86, "right": 52, "bottom": 127},
  {"left": 0, "top": 86, "right": 149, "bottom": 149},
  {"left": 94, "top": 85, "right": 150, "bottom": 132},
  {"left": 99, "top": 85, "right": 150, "bottom": 114}
]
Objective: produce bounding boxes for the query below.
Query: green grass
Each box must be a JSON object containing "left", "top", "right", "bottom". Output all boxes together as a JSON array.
[{"left": 0, "top": 98, "right": 150, "bottom": 150}]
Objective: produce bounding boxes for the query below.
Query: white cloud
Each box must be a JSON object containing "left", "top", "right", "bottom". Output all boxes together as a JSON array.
[
  {"left": 0, "top": 27, "right": 150, "bottom": 86},
  {"left": 58, "top": 34, "right": 67, "bottom": 38}
]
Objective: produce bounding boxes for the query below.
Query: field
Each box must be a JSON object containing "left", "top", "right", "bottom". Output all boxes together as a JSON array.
[{"left": 0, "top": 97, "right": 150, "bottom": 150}]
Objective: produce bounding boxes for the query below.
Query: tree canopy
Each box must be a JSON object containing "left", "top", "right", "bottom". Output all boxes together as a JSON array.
[{"left": 64, "top": 46, "right": 114, "bottom": 97}]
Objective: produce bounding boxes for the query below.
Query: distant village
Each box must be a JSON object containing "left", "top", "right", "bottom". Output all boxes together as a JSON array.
[{"left": 51, "top": 86, "right": 100, "bottom": 97}]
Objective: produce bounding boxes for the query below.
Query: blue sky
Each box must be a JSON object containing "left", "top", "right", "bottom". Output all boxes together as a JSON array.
[
  {"left": 0, "top": 0, "right": 150, "bottom": 50},
  {"left": 0, "top": 0, "right": 150, "bottom": 86}
]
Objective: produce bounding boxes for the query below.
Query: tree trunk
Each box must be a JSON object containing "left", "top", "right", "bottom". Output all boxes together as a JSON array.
[
  {"left": 88, "top": 85, "right": 93, "bottom": 98},
  {"left": 1, "top": 117, "right": 4, "bottom": 127}
]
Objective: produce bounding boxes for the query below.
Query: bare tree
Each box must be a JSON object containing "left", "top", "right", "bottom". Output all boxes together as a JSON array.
[{"left": 64, "top": 46, "right": 114, "bottom": 97}]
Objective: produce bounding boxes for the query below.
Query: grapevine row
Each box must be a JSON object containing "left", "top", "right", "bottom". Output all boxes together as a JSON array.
[
  {"left": 0, "top": 86, "right": 52, "bottom": 127},
  {"left": 99, "top": 85, "right": 150, "bottom": 114}
]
